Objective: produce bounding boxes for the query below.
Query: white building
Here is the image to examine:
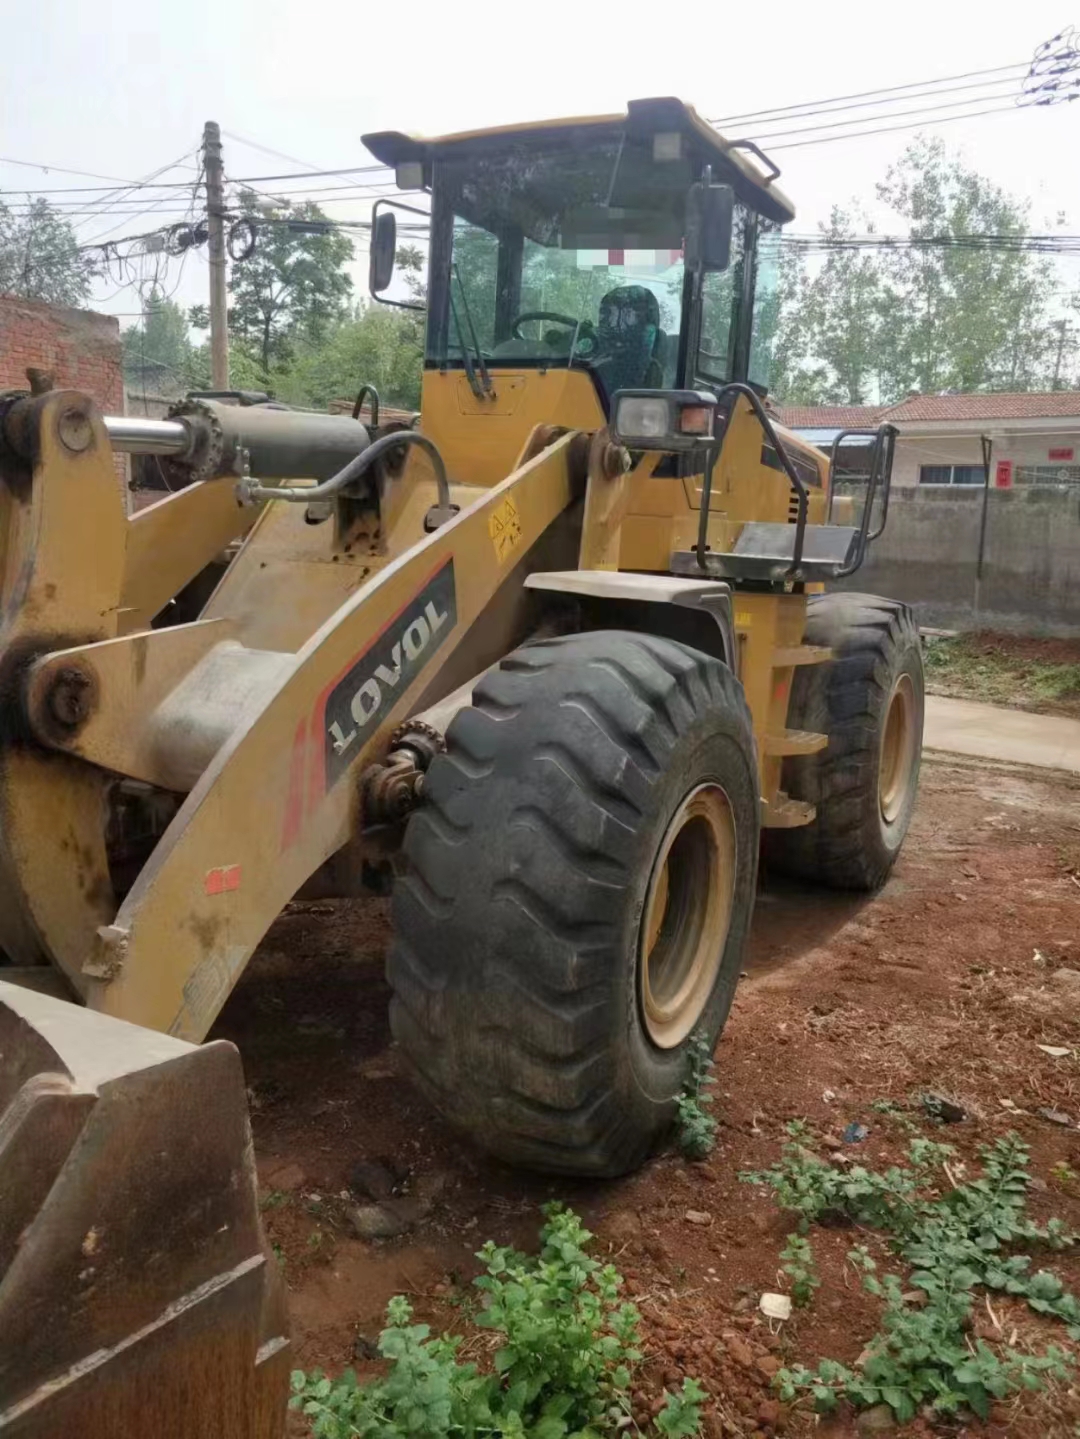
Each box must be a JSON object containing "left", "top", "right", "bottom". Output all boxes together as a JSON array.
[{"left": 780, "top": 392, "right": 1080, "bottom": 489}]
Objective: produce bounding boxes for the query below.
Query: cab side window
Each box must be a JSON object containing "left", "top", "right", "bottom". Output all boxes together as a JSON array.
[{"left": 696, "top": 204, "right": 747, "bottom": 385}]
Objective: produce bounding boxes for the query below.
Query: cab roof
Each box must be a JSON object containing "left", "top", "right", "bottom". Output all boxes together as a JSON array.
[{"left": 362, "top": 97, "right": 796, "bottom": 225}]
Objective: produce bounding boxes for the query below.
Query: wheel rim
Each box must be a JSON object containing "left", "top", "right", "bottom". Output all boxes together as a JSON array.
[
  {"left": 638, "top": 783, "right": 736, "bottom": 1050},
  {"left": 879, "top": 673, "right": 917, "bottom": 825}
]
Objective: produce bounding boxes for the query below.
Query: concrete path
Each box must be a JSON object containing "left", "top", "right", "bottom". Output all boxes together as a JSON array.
[{"left": 924, "top": 694, "right": 1080, "bottom": 774}]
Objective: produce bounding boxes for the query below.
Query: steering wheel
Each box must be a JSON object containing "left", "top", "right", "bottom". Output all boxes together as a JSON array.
[{"left": 510, "top": 311, "right": 598, "bottom": 355}]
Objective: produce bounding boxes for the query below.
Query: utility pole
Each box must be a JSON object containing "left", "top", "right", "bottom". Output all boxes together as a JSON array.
[
  {"left": 203, "top": 121, "right": 229, "bottom": 389},
  {"left": 1051, "top": 318, "right": 1071, "bottom": 391}
]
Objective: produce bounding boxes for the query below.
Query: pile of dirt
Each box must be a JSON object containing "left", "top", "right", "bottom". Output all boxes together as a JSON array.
[{"left": 214, "top": 755, "right": 1080, "bottom": 1438}]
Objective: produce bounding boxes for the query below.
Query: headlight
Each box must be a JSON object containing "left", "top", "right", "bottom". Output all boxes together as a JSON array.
[{"left": 611, "top": 389, "right": 717, "bottom": 452}]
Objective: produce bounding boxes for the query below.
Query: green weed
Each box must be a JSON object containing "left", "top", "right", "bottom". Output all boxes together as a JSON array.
[
  {"left": 675, "top": 1035, "right": 718, "bottom": 1160},
  {"left": 743, "top": 1126, "right": 1078, "bottom": 1422},
  {"left": 780, "top": 1233, "right": 820, "bottom": 1307},
  {"left": 290, "top": 1204, "right": 706, "bottom": 1439}
]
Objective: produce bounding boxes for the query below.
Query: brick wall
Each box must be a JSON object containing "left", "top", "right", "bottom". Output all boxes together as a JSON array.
[{"left": 0, "top": 293, "right": 123, "bottom": 410}]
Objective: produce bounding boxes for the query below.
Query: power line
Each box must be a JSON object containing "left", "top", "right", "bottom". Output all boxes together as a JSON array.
[
  {"left": 741, "top": 89, "right": 1035, "bottom": 142},
  {"left": 0, "top": 163, "right": 390, "bottom": 199},
  {"left": 0, "top": 156, "right": 157, "bottom": 184},
  {"left": 221, "top": 129, "right": 327, "bottom": 173},
  {"left": 729, "top": 76, "right": 1022, "bottom": 135},
  {"left": 767, "top": 101, "right": 1027, "bottom": 151},
  {"left": 707, "top": 60, "right": 1028, "bottom": 126}
]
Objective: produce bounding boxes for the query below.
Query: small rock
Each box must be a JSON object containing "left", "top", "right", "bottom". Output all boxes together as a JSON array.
[
  {"left": 822, "top": 1133, "right": 844, "bottom": 1151},
  {"left": 347, "top": 1198, "right": 424, "bottom": 1240},
  {"left": 756, "top": 1355, "right": 781, "bottom": 1380},
  {"left": 856, "top": 1404, "right": 896, "bottom": 1433},
  {"left": 759, "top": 1292, "right": 792, "bottom": 1321},
  {"left": 262, "top": 1161, "right": 306, "bottom": 1191},
  {"left": 1037, "top": 1044, "right": 1072, "bottom": 1058},
  {"left": 349, "top": 1159, "right": 399, "bottom": 1201},
  {"left": 757, "top": 1399, "right": 781, "bottom": 1428},
  {"left": 1050, "top": 968, "right": 1080, "bottom": 989},
  {"left": 414, "top": 1170, "right": 449, "bottom": 1205},
  {"left": 645, "top": 1238, "right": 672, "bottom": 1265},
  {"left": 1038, "top": 1107, "right": 1074, "bottom": 1127},
  {"left": 604, "top": 1210, "right": 641, "bottom": 1245},
  {"left": 724, "top": 1335, "right": 755, "bottom": 1369},
  {"left": 921, "top": 1093, "right": 966, "bottom": 1124},
  {"left": 684, "top": 1209, "right": 712, "bottom": 1226},
  {"left": 352, "top": 1333, "right": 379, "bottom": 1361}
]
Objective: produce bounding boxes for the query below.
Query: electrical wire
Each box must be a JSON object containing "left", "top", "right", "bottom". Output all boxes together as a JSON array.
[
  {"left": 707, "top": 61, "right": 1028, "bottom": 126},
  {"left": 714, "top": 73, "right": 1023, "bottom": 131},
  {"left": 221, "top": 129, "right": 327, "bottom": 173},
  {"left": 766, "top": 101, "right": 1029, "bottom": 150},
  {"left": 739, "top": 90, "right": 1033, "bottom": 142}
]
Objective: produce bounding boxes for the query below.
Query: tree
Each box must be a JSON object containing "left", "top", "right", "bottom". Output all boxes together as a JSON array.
[
  {"left": 123, "top": 288, "right": 194, "bottom": 391},
  {"left": 775, "top": 209, "right": 886, "bottom": 405},
  {"left": 876, "top": 137, "right": 1058, "bottom": 395},
  {"left": 271, "top": 244, "right": 427, "bottom": 411},
  {"left": 221, "top": 192, "right": 354, "bottom": 374},
  {"left": 0, "top": 196, "right": 94, "bottom": 306},
  {"left": 771, "top": 137, "right": 1071, "bottom": 403}
]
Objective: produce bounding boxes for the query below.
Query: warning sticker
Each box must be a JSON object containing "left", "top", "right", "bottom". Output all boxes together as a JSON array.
[{"left": 488, "top": 496, "right": 523, "bottom": 564}]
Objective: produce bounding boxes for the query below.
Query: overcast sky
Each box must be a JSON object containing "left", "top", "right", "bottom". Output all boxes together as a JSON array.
[{"left": 2, "top": 0, "right": 1078, "bottom": 325}]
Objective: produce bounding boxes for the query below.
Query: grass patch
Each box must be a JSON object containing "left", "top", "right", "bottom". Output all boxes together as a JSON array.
[
  {"left": 742, "top": 1127, "right": 1078, "bottom": 1423},
  {"left": 924, "top": 632, "right": 1080, "bottom": 716}
]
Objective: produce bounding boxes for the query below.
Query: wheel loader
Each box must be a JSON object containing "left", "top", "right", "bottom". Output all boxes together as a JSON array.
[{"left": 0, "top": 96, "right": 923, "bottom": 1431}]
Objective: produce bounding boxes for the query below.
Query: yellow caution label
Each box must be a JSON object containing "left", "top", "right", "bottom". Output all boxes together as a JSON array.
[
  {"left": 488, "top": 496, "right": 523, "bottom": 564},
  {"left": 735, "top": 610, "right": 753, "bottom": 629}
]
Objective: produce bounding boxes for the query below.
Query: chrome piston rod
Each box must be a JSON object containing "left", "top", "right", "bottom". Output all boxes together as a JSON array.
[
  {"left": 101, "top": 400, "right": 370, "bottom": 482},
  {"left": 104, "top": 415, "right": 190, "bottom": 456}
]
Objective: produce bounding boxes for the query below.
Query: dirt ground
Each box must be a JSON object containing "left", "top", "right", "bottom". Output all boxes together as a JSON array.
[
  {"left": 924, "top": 631, "right": 1080, "bottom": 720},
  {"left": 213, "top": 753, "right": 1080, "bottom": 1438}
]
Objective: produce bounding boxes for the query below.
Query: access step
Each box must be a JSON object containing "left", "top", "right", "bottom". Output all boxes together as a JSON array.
[
  {"left": 769, "top": 644, "right": 832, "bottom": 668},
  {"left": 672, "top": 522, "right": 861, "bottom": 582},
  {"left": 764, "top": 729, "right": 828, "bottom": 757},
  {"left": 762, "top": 795, "right": 816, "bottom": 828}
]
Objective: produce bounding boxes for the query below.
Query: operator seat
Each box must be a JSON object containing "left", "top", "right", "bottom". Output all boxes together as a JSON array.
[{"left": 594, "top": 285, "right": 663, "bottom": 394}]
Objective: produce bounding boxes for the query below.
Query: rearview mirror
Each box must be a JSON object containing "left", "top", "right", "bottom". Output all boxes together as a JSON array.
[
  {"left": 369, "top": 210, "right": 397, "bottom": 295},
  {"left": 685, "top": 182, "right": 734, "bottom": 273}
]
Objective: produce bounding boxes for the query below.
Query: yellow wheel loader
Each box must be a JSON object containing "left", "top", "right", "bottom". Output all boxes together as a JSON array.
[{"left": 0, "top": 100, "right": 924, "bottom": 1414}]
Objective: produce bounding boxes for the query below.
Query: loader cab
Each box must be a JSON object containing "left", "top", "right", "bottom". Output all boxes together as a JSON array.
[{"left": 364, "top": 99, "right": 795, "bottom": 434}]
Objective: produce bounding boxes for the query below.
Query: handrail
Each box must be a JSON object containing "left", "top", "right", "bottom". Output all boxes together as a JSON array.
[
  {"left": 695, "top": 383, "right": 810, "bottom": 578},
  {"left": 827, "top": 423, "right": 898, "bottom": 578}
]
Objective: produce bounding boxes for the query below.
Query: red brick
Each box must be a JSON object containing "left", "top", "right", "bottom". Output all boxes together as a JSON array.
[{"left": 0, "top": 293, "right": 122, "bottom": 412}]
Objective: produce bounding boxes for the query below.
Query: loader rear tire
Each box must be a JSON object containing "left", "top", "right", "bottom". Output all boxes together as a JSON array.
[
  {"left": 765, "top": 593, "right": 923, "bottom": 890},
  {"left": 388, "top": 630, "right": 759, "bottom": 1176}
]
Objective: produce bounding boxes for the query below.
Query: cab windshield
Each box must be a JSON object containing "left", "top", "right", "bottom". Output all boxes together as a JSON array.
[{"left": 426, "top": 129, "right": 693, "bottom": 396}]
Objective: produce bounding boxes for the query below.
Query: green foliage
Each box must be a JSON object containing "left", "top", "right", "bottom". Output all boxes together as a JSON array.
[
  {"left": 290, "top": 1204, "right": 705, "bottom": 1439},
  {"left": 277, "top": 303, "right": 424, "bottom": 412},
  {"left": 222, "top": 190, "right": 354, "bottom": 374},
  {"left": 674, "top": 1035, "right": 718, "bottom": 1160},
  {"left": 745, "top": 1129, "right": 1078, "bottom": 1422},
  {"left": 923, "top": 633, "right": 1080, "bottom": 715},
  {"left": 869, "top": 1099, "right": 920, "bottom": 1135},
  {"left": 773, "top": 137, "right": 1080, "bottom": 403},
  {"left": 780, "top": 1233, "right": 820, "bottom": 1307},
  {"left": 0, "top": 195, "right": 94, "bottom": 305},
  {"left": 123, "top": 287, "right": 200, "bottom": 394}
]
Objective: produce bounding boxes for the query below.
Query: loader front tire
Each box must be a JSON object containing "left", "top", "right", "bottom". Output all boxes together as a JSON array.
[
  {"left": 388, "top": 631, "right": 759, "bottom": 1176},
  {"left": 765, "top": 593, "right": 924, "bottom": 890}
]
